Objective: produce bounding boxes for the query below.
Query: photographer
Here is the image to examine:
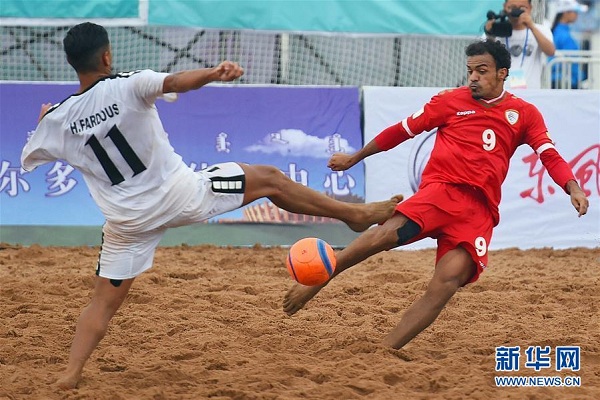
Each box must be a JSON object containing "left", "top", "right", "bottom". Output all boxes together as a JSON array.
[{"left": 484, "top": 0, "right": 555, "bottom": 89}]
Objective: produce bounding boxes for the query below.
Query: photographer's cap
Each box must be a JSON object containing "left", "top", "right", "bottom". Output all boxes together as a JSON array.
[{"left": 555, "top": 0, "right": 588, "bottom": 14}]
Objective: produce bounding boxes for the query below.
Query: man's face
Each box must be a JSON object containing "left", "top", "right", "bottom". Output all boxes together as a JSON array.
[
  {"left": 504, "top": 0, "right": 531, "bottom": 19},
  {"left": 467, "top": 53, "right": 506, "bottom": 99}
]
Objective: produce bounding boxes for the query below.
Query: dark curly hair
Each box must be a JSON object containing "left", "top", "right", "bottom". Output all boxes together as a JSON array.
[
  {"left": 465, "top": 39, "right": 511, "bottom": 72},
  {"left": 63, "top": 22, "right": 109, "bottom": 73}
]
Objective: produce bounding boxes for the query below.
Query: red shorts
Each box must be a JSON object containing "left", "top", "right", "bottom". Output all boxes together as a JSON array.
[{"left": 395, "top": 182, "right": 494, "bottom": 284}]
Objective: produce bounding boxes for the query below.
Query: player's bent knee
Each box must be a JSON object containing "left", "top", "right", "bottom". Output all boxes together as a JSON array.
[
  {"left": 396, "top": 218, "right": 421, "bottom": 246},
  {"left": 253, "top": 165, "right": 286, "bottom": 185},
  {"left": 267, "top": 166, "right": 294, "bottom": 194},
  {"left": 367, "top": 224, "right": 402, "bottom": 251}
]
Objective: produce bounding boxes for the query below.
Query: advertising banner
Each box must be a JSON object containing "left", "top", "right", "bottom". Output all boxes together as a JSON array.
[
  {"left": 363, "top": 87, "right": 599, "bottom": 250},
  {"left": 1, "top": 83, "right": 363, "bottom": 226}
]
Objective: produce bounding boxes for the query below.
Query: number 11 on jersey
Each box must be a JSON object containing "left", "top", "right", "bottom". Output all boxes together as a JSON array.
[{"left": 85, "top": 125, "right": 147, "bottom": 185}]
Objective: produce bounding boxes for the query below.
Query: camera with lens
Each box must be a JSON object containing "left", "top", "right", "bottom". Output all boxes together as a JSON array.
[{"left": 485, "top": 8, "right": 525, "bottom": 37}]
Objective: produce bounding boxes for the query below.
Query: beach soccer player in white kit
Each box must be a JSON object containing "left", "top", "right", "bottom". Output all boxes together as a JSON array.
[{"left": 21, "top": 22, "right": 402, "bottom": 389}]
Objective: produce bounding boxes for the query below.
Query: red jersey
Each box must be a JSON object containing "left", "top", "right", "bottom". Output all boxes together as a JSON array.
[{"left": 381, "top": 87, "right": 556, "bottom": 225}]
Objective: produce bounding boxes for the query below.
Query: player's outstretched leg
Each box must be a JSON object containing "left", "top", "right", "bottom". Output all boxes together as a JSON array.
[
  {"left": 240, "top": 164, "right": 402, "bottom": 232},
  {"left": 382, "top": 247, "right": 475, "bottom": 349},
  {"left": 284, "top": 215, "right": 404, "bottom": 315},
  {"left": 56, "top": 277, "right": 134, "bottom": 389},
  {"left": 283, "top": 283, "right": 326, "bottom": 316},
  {"left": 344, "top": 195, "right": 403, "bottom": 232}
]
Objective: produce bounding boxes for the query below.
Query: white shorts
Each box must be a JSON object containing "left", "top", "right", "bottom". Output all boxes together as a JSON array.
[{"left": 95, "top": 162, "right": 245, "bottom": 280}]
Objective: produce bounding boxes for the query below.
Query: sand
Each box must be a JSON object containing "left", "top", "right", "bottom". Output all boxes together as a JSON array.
[{"left": 1, "top": 244, "right": 599, "bottom": 399}]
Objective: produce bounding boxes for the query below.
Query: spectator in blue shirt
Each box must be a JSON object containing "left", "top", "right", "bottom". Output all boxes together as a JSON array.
[{"left": 550, "top": 0, "right": 589, "bottom": 88}]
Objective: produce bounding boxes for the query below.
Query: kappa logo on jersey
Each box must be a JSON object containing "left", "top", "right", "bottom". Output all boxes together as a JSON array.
[
  {"left": 456, "top": 110, "right": 476, "bottom": 116},
  {"left": 505, "top": 110, "right": 519, "bottom": 125}
]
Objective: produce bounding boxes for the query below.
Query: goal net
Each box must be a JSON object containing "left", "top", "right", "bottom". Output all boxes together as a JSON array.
[
  {"left": 0, "top": 0, "right": 547, "bottom": 87},
  {"left": 1, "top": 26, "right": 477, "bottom": 87}
]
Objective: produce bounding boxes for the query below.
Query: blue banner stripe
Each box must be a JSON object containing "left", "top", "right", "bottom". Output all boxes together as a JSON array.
[{"left": 316, "top": 239, "right": 334, "bottom": 277}]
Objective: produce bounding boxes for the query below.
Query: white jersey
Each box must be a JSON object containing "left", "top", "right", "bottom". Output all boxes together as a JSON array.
[{"left": 21, "top": 70, "right": 198, "bottom": 232}]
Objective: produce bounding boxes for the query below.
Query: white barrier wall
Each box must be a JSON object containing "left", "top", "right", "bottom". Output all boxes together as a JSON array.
[{"left": 364, "top": 87, "right": 600, "bottom": 250}]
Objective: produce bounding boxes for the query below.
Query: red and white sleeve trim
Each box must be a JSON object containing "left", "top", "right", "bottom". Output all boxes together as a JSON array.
[
  {"left": 535, "top": 142, "right": 555, "bottom": 155},
  {"left": 538, "top": 147, "right": 576, "bottom": 193},
  {"left": 401, "top": 118, "right": 415, "bottom": 137}
]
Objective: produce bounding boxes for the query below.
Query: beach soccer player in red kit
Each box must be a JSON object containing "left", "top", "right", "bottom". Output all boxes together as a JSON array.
[
  {"left": 21, "top": 22, "right": 403, "bottom": 389},
  {"left": 283, "top": 39, "right": 589, "bottom": 350}
]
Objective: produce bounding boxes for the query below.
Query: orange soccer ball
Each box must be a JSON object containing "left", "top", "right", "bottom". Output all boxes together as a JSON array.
[{"left": 286, "top": 237, "right": 337, "bottom": 286}]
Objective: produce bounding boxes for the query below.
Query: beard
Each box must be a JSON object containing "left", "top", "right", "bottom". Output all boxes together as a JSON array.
[{"left": 469, "top": 85, "right": 482, "bottom": 99}]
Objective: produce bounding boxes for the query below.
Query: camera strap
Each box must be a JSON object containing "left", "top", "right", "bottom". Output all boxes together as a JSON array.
[{"left": 506, "top": 29, "right": 529, "bottom": 68}]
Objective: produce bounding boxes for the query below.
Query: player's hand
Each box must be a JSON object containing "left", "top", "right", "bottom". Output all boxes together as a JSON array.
[
  {"left": 328, "top": 153, "right": 356, "bottom": 171},
  {"left": 567, "top": 182, "right": 589, "bottom": 217},
  {"left": 38, "top": 103, "right": 52, "bottom": 122},
  {"left": 214, "top": 61, "right": 244, "bottom": 82}
]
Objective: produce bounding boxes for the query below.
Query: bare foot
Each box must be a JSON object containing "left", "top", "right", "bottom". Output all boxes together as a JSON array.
[
  {"left": 346, "top": 194, "right": 403, "bottom": 232},
  {"left": 56, "top": 372, "right": 81, "bottom": 390},
  {"left": 283, "top": 283, "right": 325, "bottom": 315}
]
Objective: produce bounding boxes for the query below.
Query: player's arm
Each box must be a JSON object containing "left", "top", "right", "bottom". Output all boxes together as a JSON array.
[
  {"left": 329, "top": 94, "right": 447, "bottom": 171},
  {"left": 525, "top": 107, "right": 587, "bottom": 216},
  {"left": 566, "top": 180, "right": 588, "bottom": 217},
  {"left": 38, "top": 103, "right": 52, "bottom": 123},
  {"left": 162, "top": 61, "right": 244, "bottom": 94},
  {"left": 21, "top": 103, "right": 56, "bottom": 172},
  {"left": 539, "top": 148, "right": 588, "bottom": 217},
  {"left": 328, "top": 122, "right": 413, "bottom": 171},
  {"left": 21, "top": 116, "right": 56, "bottom": 172}
]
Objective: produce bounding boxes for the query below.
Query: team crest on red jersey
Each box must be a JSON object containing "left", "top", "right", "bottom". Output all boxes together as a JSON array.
[{"left": 505, "top": 109, "right": 519, "bottom": 125}]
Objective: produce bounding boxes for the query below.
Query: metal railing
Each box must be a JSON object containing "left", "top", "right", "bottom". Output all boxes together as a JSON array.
[{"left": 543, "top": 50, "right": 600, "bottom": 90}]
